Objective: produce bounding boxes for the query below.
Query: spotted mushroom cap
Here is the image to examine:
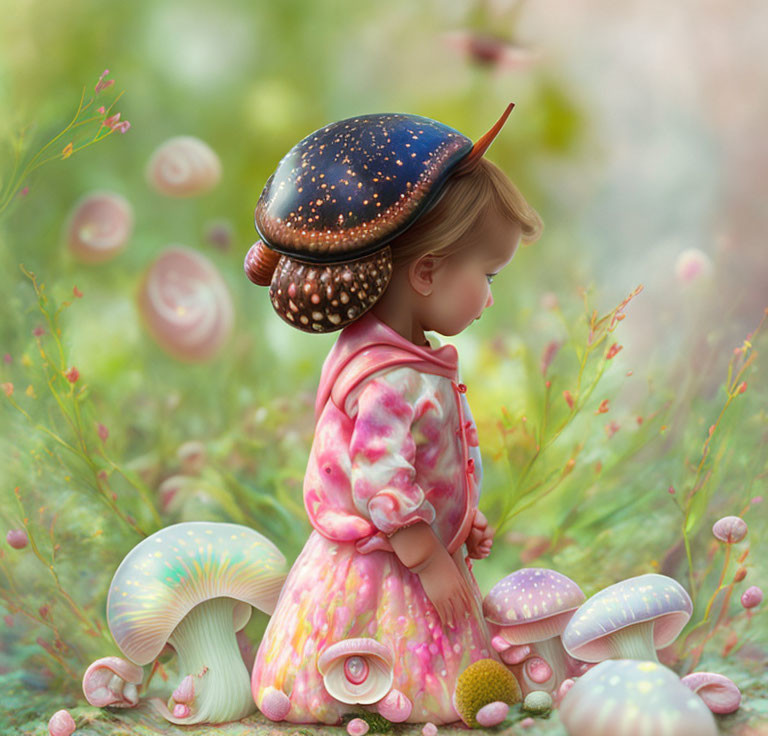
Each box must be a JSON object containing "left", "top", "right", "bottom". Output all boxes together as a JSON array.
[
  {"left": 559, "top": 659, "right": 717, "bottom": 736},
  {"left": 562, "top": 574, "right": 693, "bottom": 662},
  {"left": 107, "top": 522, "right": 287, "bottom": 665},
  {"left": 482, "top": 568, "right": 586, "bottom": 643},
  {"left": 254, "top": 113, "right": 475, "bottom": 262}
]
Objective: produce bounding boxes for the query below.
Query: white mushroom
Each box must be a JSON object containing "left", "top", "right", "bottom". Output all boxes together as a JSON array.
[
  {"left": 317, "top": 638, "right": 394, "bottom": 705},
  {"left": 107, "top": 521, "right": 287, "bottom": 725},
  {"left": 82, "top": 656, "right": 144, "bottom": 707}
]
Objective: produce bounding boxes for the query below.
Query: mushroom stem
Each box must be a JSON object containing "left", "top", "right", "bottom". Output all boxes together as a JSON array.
[
  {"left": 153, "top": 597, "right": 255, "bottom": 724},
  {"left": 605, "top": 621, "right": 658, "bottom": 661}
]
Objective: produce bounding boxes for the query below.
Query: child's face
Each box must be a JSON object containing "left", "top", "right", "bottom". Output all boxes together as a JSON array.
[{"left": 412, "top": 203, "right": 522, "bottom": 336}]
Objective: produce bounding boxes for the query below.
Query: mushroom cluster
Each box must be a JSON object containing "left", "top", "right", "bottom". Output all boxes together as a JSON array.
[
  {"left": 483, "top": 568, "right": 587, "bottom": 694},
  {"left": 101, "top": 521, "right": 287, "bottom": 725}
]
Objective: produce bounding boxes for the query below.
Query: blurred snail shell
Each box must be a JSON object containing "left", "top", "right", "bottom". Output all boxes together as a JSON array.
[
  {"left": 136, "top": 245, "right": 234, "bottom": 361},
  {"left": 244, "top": 240, "right": 282, "bottom": 286},
  {"left": 146, "top": 136, "right": 222, "bottom": 197},
  {"left": 66, "top": 190, "right": 134, "bottom": 263}
]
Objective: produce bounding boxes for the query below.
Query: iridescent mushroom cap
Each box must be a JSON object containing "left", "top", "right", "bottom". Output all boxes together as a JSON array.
[
  {"left": 559, "top": 659, "right": 717, "bottom": 736},
  {"left": 562, "top": 574, "right": 693, "bottom": 662},
  {"left": 107, "top": 521, "right": 287, "bottom": 665},
  {"left": 483, "top": 568, "right": 586, "bottom": 643}
]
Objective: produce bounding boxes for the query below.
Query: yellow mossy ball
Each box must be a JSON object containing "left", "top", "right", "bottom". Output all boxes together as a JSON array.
[{"left": 453, "top": 658, "right": 521, "bottom": 728}]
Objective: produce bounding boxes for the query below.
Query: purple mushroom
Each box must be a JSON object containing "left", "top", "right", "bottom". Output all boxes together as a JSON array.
[
  {"left": 107, "top": 521, "right": 287, "bottom": 725},
  {"left": 562, "top": 574, "right": 692, "bottom": 663},
  {"left": 483, "top": 568, "right": 585, "bottom": 692}
]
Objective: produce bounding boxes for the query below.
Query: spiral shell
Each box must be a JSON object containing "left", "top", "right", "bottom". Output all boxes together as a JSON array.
[
  {"left": 317, "top": 638, "right": 394, "bottom": 705},
  {"left": 146, "top": 136, "right": 222, "bottom": 197},
  {"left": 268, "top": 246, "right": 392, "bottom": 334},
  {"left": 66, "top": 191, "right": 134, "bottom": 263},
  {"left": 136, "top": 245, "right": 234, "bottom": 361},
  {"left": 244, "top": 240, "right": 282, "bottom": 286}
]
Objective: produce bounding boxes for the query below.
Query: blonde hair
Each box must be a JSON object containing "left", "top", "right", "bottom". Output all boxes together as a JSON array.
[{"left": 388, "top": 157, "right": 543, "bottom": 268}]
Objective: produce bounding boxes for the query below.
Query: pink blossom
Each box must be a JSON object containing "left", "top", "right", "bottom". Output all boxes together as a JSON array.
[
  {"left": 97, "top": 423, "right": 109, "bottom": 441},
  {"left": 64, "top": 366, "right": 80, "bottom": 384},
  {"left": 6, "top": 529, "right": 28, "bottom": 549},
  {"left": 116, "top": 120, "right": 131, "bottom": 134},
  {"left": 741, "top": 586, "right": 763, "bottom": 609},
  {"left": 95, "top": 69, "right": 114, "bottom": 94},
  {"left": 3, "top": 354, "right": 11, "bottom": 364},
  {"left": 19, "top": 186, "right": 29, "bottom": 197},
  {"left": 97, "top": 106, "right": 105, "bottom": 114},
  {"left": 103, "top": 112, "right": 121, "bottom": 129},
  {"left": 33, "top": 326, "right": 45, "bottom": 337}
]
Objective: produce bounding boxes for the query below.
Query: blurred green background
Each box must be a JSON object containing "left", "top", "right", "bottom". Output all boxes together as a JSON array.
[{"left": 1, "top": 0, "right": 766, "bottom": 733}]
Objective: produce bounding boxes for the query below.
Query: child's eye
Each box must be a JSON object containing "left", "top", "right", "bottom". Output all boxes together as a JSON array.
[{"left": 485, "top": 274, "right": 496, "bottom": 285}]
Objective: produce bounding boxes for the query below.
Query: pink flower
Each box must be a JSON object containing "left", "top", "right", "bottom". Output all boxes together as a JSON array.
[
  {"left": 116, "top": 120, "right": 131, "bottom": 134},
  {"left": 97, "top": 423, "right": 109, "bottom": 441},
  {"left": 64, "top": 366, "right": 80, "bottom": 384},
  {"left": 19, "top": 186, "right": 29, "bottom": 197},
  {"left": 103, "top": 112, "right": 121, "bottom": 129},
  {"left": 741, "top": 586, "right": 763, "bottom": 609},
  {"left": 95, "top": 69, "right": 114, "bottom": 94},
  {"left": 33, "top": 326, "right": 45, "bottom": 337},
  {"left": 2, "top": 354, "right": 10, "bottom": 364},
  {"left": 97, "top": 106, "right": 105, "bottom": 114},
  {"left": 2, "top": 382, "right": 12, "bottom": 397},
  {"left": 73, "top": 286, "right": 83, "bottom": 298},
  {"left": 675, "top": 248, "right": 713, "bottom": 283}
]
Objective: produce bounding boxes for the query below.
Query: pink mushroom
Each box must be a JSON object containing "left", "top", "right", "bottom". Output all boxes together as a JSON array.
[
  {"left": 681, "top": 672, "right": 742, "bottom": 714},
  {"left": 712, "top": 516, "right": 748, "bottom": 543},
  {"left": 483, "top": 568, "right": 585, "bottom": 693},
  {"left": 146, "top": 136, "right": 222, "bottom": 197},
  {"left": 136, "top": 245, "right": 234, "bottom": 362},
  {"left": 6, "top": 529, "right": 28, "bottom": 549},
  {"left": 65, "top": 191, "right": 134, "bottom": 263},
  {"left": 82, "top": 656, "right": 143, "bottom": 707}
]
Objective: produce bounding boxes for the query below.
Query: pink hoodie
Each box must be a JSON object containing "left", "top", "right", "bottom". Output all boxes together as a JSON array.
[{"left": 305, "top": 309, "right": 480, "bottom": 556}]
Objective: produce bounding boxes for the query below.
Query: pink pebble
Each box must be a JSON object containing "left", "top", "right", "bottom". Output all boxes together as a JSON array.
[
  {"left": 48, "top": 709, "right": 76, "bottom": 736},
  {"left": 520, "top": 717, "right": 535, "bottom": 729},
  {"left": 525, "top": 657, "right": 553, "bottom": 684},
  {"left": 260, "top": 686, "right": 291, "bottom": 721},
  {"left": 347, "top": 717, "right": 369, "bottom": 736},
  {"left": 681, "top": 672, "right": 741, "bottom": 714},
  {"left": 422, "top": 722, "right": 438, "bottom": 736},
  {"left": 741, "top": 586, "right": 763, "bottom": 609},
  {"left": 555, "top": 678, "right": 576, "bottom": 704},
  {"left": 172, "top": 703, "right": 190, "bottom": 718},
  {"left": 475, "top": 701, "right": 509, "bottom": 727}
]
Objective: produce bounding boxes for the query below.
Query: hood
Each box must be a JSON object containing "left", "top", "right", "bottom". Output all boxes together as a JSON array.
[{"left": 315, "top": 310, "right": 459, "bottom": 422}]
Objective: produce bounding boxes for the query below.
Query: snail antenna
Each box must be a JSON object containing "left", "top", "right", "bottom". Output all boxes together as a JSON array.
[{"left": 452, "top": 102, "right": 515, "bottom": 176}]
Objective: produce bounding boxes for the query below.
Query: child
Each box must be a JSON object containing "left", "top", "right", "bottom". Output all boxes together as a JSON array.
[{"left": 246, "top": 110, "right": 543, "bottom": 725}]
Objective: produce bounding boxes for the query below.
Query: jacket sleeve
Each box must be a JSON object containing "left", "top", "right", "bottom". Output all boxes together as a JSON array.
[{"left": 347, "top": 367, "right": 436, "bottom": 536}]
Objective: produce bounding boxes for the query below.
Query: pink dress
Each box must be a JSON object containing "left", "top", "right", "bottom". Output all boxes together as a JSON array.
[{"left": 251, "top": 310, "right": 498, "bottom": 725}]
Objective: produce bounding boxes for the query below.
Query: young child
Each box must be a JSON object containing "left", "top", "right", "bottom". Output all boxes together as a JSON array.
[{"left": 245, "top": 110, "right": 543, "bottom": 725}]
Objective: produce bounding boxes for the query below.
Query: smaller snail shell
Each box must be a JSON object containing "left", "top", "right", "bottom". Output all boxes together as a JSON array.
[
  {"left": 146, "top": 136, "right": 221, "bottom": 197},
  {"left": 244, "top": 241, "right": 281, "bottom": 286},
  {"left": 66, "top": 191, "right": 134, "bottom": 263}
]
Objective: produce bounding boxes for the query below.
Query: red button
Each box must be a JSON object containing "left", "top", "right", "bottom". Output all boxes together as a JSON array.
[{"left": 456, "top": 382, "right": 467, "bottom": 393}]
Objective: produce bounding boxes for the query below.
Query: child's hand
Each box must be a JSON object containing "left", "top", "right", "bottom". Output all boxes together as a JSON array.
[
  {"left": 466, "top": 509, "right": 494, "bottom": 559},
  {"left": 417, "top": 546, "right": 475, "bottom": 629}
]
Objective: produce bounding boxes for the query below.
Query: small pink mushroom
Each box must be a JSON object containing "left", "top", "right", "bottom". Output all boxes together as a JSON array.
[
  {"left": 173, "top": 703, "right": 191, "bottom": 718},
  {"left": 712, "top": 516, "right": 748, "bottom": 543},
  {"left": 82, "top": 656, "right": 143, "bottom": 707},
  {"left": 422, "top": 722, "right": 438, "bottom": 736},
  {"left": 681, "top": 672, "right": 742, "bottom": 714},
  {"left": 475, "top": 701, "right": 509, "bottom": 727},
  {"left": 48, "top": 709, "right": 76, "bottom": 736}
]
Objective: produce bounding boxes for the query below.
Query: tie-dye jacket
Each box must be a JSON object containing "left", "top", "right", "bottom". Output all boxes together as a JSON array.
[{"left": 304, "top": 310, "right": 483, "bottom": 557}]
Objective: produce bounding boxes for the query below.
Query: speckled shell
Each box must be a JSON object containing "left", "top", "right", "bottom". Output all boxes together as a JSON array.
[
  {"left": 254, "top": 113, "right": 473, "bottom": 263},
  {"left": 268, "top": 246, "right": 393, "bottom": 333}
]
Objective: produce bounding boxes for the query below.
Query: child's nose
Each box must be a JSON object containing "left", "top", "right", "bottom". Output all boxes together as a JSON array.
[{"left": 485, "top": 291, "right": 494, "bottom": 308}]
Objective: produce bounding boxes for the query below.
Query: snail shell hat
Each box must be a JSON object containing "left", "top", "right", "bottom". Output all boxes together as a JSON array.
[{"left": 245, "top": 103, "right": 516, "bottom": 333}]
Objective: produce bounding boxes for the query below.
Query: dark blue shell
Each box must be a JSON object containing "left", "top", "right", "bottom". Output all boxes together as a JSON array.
[{"left": 254, "top": 113, "right": 473, "bottom": 264}]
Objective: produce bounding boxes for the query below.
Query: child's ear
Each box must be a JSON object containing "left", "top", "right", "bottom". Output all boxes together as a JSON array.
[{"left": 409, "top": 254, "right": 438, "bottom": 296}]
